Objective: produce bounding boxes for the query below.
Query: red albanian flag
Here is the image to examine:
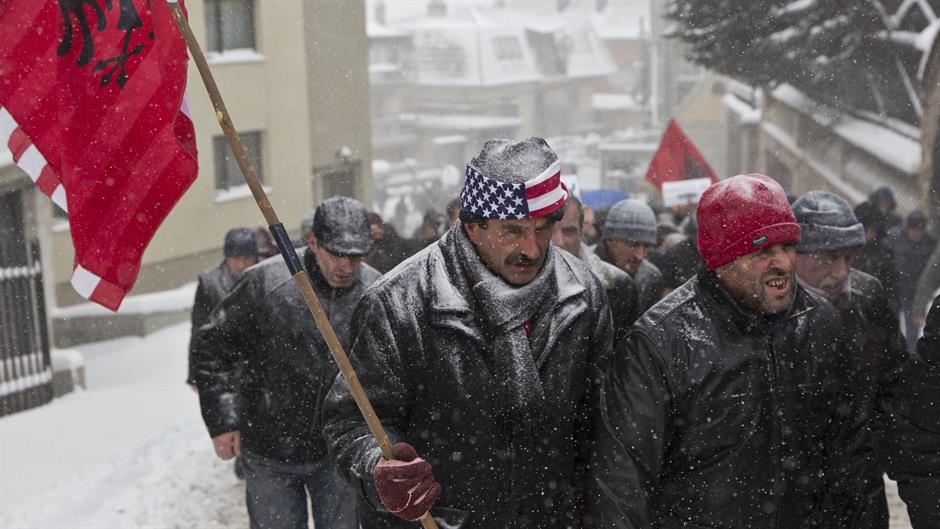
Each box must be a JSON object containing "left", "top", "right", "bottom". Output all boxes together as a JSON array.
[
  {"left": 645, "top": 119, "right": 718, "bottom": 191},
  {"left": 0, "top": 0, "right": 197, "bottom": 311}
]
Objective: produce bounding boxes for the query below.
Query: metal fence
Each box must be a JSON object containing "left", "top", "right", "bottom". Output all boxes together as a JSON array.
[{"left": 0, "top": 190, "right": 52, "bottom": 417}]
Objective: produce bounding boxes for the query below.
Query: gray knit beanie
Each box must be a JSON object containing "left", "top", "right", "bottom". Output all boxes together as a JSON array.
[
  {"left": 470, "top": 137, "right": 558, "bottom": 185},
  {"left": 603, "top": 199, "right": 657, "bottom": 245},
  {"left": 791, "top": 191, "right": 865, "bottom": 253}
]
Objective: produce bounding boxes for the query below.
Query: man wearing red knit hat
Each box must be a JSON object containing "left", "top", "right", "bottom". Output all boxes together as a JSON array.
[{"left": 588, "top": 174, "right": 886, "bottom": 528}]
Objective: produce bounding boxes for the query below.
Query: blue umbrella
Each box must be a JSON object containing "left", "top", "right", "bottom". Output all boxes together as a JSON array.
[{"left": 580, "top": 189, "right": 629, "bottom": 210}]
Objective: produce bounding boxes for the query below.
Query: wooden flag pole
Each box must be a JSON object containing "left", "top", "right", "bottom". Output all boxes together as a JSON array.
[{"left": 167, "top": 4, "right": 439, "bottom": 529}]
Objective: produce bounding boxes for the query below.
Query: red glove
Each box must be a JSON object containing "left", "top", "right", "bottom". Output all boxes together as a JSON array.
[{"left": 373, "top": 442, "right": 441, "bottom": 521}]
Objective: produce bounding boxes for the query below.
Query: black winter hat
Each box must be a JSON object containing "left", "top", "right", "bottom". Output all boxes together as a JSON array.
[
  {"left": 223, "top": 227, "right": 258, "bottom": 257},
  {"left": 854, "top": 202, "right": 879, "bottom": 230},
  {"left": 791, "top": 191, "right": 865, "bottom": 253},
  {"left": 907, "top": 210, "right": 928, "bottom": 229},
  {"left": 312, "top": 196, "right": 373, "bottom": 257}
]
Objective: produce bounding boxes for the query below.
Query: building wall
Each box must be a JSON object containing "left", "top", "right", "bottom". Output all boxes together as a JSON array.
[
  {"left": 303, "top": 0, "right": 374, "bottom": 206},
  {"left": 668, "top": 74, "right": 730, "bottom": 179},
  {"left": 52, "top": 1, "right": 371, "bottom": 306}
]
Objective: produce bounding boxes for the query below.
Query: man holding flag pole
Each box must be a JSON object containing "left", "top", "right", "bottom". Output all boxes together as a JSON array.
[{"left": 323, "top": 138, "right": 614, "bottom": 529}]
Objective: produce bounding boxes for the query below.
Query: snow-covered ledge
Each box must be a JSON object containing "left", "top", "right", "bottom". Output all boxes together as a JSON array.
[
  {"left": 52, "top": 282, "right": 197, "bottom": 347},
  {"left": 213, "top": 183, "right": 271, "bottom": 204},
  {"left": 206, "top": 48, "right": 266, "bottom": 66}
]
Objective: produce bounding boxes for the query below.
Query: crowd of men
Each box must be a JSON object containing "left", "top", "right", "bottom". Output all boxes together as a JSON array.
[{"left": 188, "top": 137, "right": 939, "bottom": 529}]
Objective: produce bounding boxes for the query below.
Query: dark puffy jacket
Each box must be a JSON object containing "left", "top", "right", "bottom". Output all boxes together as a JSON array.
[
  {"left": 365, "top": 225, "right": 424, "bottom": 274},
  {"left": 323, "top": 229, "right": 613, "bottom": 529},
  {"left": 187, "top": 262, "right": 240, "bottom": 384},
  {"left": 192, "top": 250, "right": 380, "bottom": 463},
  {"left": 654, "top": 238, "right": 702, "bottom": 292},
  {"left": 831, "top": 269, "right": 908, "bottom": 427},
  {"left": 884, "top": 296, "right": 940, "bottom": 528},
  {"left": 886, "top": 230, "right": 937, "bottom": 307},
  {"left": 595, "top": 243, "right": 665, "bottom": 313},
  {"left": 578, "top": 242, "right": 641, "bottom": 343},
  {"left": 853, "top": 240, "right": 899, "bottom": 309},
  {"left": 191, "top": 261, "right": 239, "bottom": 330},
  {"left": 589, "top": 271, "right": 886, "bottom": 529}
]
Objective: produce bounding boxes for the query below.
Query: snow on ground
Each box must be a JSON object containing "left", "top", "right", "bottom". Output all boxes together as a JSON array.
[{"left": 0, "top": 323, "right": 248, "bottom": 528}]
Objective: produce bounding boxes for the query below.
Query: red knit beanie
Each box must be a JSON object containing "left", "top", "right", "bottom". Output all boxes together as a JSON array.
[{"left": 696, "top": 173, "right": 801, "bottom": 270}]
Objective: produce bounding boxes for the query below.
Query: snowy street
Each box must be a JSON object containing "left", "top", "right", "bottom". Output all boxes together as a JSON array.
[{"left": 0, "top": 323, "right": 248, "bottom": 528}]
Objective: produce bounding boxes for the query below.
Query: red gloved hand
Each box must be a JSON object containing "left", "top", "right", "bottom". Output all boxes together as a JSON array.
[{"left": 373, "top": 442, "right": 442, "bottom": 521}]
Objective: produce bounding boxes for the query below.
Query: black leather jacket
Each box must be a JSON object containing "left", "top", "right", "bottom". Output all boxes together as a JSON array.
[
  {"left": 186, "top": 261, "right": 239, "bottom": 384},
  {"left": 830, "top": 270, "right": 908, "bottom": 429},
  {"left": 191, "top": 250, "right": 380, "bottom": 463},
  {"left": 884, "top": 296, "right": 940, "bottom": 528},
  {"left": 323, "top": 229, "right": 613, "bottom": 529},
  {"left": 589, "top": 271, "right": 886, "bottom": 529}
]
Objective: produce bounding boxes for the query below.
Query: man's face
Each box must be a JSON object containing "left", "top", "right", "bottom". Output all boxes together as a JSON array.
[
  {"left": 876, "top": 198, "right": 892, "bottom": 215},
  {"left": 907, "top": 225, "right": 926, "bottom": 243},
  {"left": 464, "top": 217, "right": 555, "bottom": 285},
  {"left": 308, "top": 235, "right": 363, "bottom": 288},
  {"left": 605, "top": 239, "right": 651, "bottom": 275},
  {"left": 552, "top": 204, "right": 582, "bottom": 256},
  {"left": 226, "top": 255, "right": 257, "bottom": 278},
  {"left": 794, "top": 248, "right": 856, "bottom": 299},
  {"left": 716, "top": 243, "right": 797, "bottom": 316},
  {"left": 370, "top": 222, "right": 384, "bottom": 240}
]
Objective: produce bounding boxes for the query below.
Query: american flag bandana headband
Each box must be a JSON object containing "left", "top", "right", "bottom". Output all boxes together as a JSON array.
[{"left": 460, "top": 161, "right": 568, "bottom": 220}]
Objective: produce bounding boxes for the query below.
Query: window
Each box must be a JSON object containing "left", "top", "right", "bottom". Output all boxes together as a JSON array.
[
  {"left": 205, "top": 0, "right": 256, "bottom": 52},
  {"left": 52, "top": 204, "right": 68, "bottom": 221},
  {"left": 492, "top": 37, "right": 522, "bottom": 61},
  {"left": 213, "top": 131, "right": 262, "bottom": 191}
]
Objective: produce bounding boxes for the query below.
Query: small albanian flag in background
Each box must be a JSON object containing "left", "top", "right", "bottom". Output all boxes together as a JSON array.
[
  {"left": 0, "top": 0, "right": 197, "bottom": 311},
  {"left": 645, "top": 119, "right": 717, "bottom": 191}
]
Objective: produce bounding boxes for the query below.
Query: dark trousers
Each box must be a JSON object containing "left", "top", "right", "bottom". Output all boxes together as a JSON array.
[{"left": 242, "top": 450, "right": 358, "bottom": 529}]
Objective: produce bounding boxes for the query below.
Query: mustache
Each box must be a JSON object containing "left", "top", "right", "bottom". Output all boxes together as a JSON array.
[{"left": 505, "top": 252, "right": 540, "bottom": 266}]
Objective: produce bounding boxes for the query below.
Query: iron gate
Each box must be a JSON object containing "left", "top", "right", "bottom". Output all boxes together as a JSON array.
[{"left": 0, "top": 189, "right": 52, "bottom": 416}]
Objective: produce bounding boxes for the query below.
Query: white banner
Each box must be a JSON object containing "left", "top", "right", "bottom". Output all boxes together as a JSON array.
[{"left": 662, "top": 178, "right": 711, "bottom": 207}]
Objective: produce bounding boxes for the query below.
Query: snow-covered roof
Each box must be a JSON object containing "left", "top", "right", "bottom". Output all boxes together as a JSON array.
[
  {"left": 831, "top": 117, "right": 921, "bottom": 176},
  {"left": 591, "top": 0, "right": 651, "bottom": 40},
  {"left": 722, "top": 93, "right": 761, "bottom": 124},
  {"left": 770, "top": 84, "right": 921, "bottom": 176},
  {"left": 411, "top": 113, "right": 522, "bottom": 131},
  {"left": 381, "top": 2, "right": 615, "bottom": 86},
  {"left": 592, "top": 93, "right": 641, "bottom": 111},
  {"left": 431, "top": 134, "right": 468, "bottom": 145},
  {"left": 409, "top": 25, "right": 540, "bottom": 86}
]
